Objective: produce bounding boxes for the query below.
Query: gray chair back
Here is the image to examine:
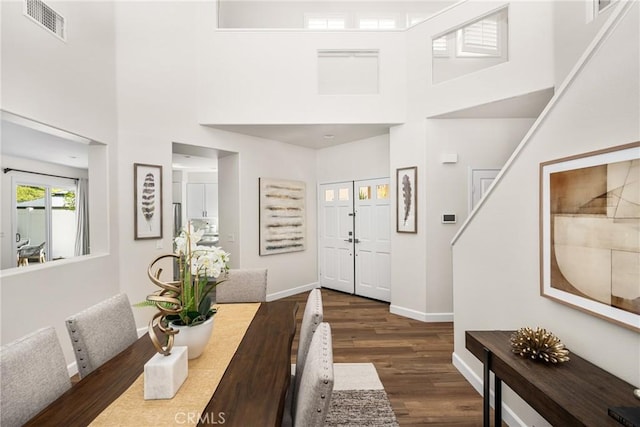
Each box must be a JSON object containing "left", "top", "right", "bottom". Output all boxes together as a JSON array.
[
  {"left": 1, "top": 327, "right": 71, "bottom": 427},
  {"left": 66, "top": 293, "right": 138, "bottom": 378},
  {"left": 215, "top": 268, "right": 267, "bottom": 303},
  {"left": 293, "top": 289, "right": 323, "bottom": 404},
  {"left": 293, "top": 322, "right": 334, "bottom": 427}
]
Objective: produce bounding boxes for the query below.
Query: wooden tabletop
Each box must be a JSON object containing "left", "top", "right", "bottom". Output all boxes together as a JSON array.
[
  {"left": 25, "top": 300, "right": 298, "bottom": 427},
  {"left": 466, "top": 330, "right": 640, "bottom": 427}
]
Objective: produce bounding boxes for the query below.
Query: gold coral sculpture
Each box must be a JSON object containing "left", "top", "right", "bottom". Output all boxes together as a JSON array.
[
  {"left": 146, "top": 254, "right": 183, "bottom": 356},
  {"left": 510, "top": 327, "right": 570, "bottom": 364}
]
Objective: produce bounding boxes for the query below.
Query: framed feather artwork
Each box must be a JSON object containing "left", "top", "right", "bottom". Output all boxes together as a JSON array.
[
  {"left": 134, "top": 163, "right": 163, "bottom": 240},
  {"left": 396, "top": 166, "right": 417, "bottom": 233},
  {"left": 259, "top": 177, "right": 306, "bottom": 255}
]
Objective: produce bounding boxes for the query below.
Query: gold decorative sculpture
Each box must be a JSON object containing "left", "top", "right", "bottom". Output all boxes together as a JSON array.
[
  {"left": 142, "top": 224, "right": 230, "bottom": 356},
  {"left": 146, "top": 254, "right": 183, "bottom": 355},
  {"left": 510, "top": 327, "right": 570, "bottom": 363}
]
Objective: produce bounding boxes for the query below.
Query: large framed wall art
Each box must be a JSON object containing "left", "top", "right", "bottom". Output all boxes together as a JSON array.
[
  {"left": 259, "top": 178, "right": 306, "bottom": 255},
  {"left": 540, "top": 142, "right": 639, "bottom": 332},
  {"left": 397, "top": 166, "right": 417, "bottom": 233},
  {"left": 134, "top": 163, "right": 163, "bottom": 240}
]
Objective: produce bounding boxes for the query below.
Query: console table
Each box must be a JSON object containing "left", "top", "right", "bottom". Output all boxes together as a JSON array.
[{"left": 466, "top": 330, "right": 639, "bottom": 427}]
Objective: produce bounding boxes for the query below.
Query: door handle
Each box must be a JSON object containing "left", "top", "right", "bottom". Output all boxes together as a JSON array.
[
  {"left": 354, "top": 238, "right": 360, "bottom": 244},
  {"left": 344, "top": 238, "right": 353, "bottom": 243}
]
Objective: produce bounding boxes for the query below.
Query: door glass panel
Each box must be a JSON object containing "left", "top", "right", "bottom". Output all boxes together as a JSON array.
[
  {"left": 358, "top": 186, "right": 371, "bottom": 200},
  {"left": 324, "top": 189, "right": 335, "bottom": 202},
  {"left": 51, "top": 186, "right": 76, "bottom": 260},
  {"left": 376, "top": 184, "right": 389, "bottom": 199},
  {"left": 16, "top": 185, "right": 47, "bottom": 266},
  {"left": 338, "top": 188, "right": 350, "bottom": 201}
]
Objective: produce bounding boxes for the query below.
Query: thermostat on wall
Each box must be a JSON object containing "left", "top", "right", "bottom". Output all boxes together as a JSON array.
[{"left": 442, "top": 214, "right": 457, "bottom": 224}]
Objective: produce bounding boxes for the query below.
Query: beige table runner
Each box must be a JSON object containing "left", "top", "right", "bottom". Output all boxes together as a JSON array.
[{"left": 90, "top": 303, "right": 261, "bottom": 426}]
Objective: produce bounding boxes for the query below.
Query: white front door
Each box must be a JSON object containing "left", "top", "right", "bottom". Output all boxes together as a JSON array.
[
  {"left": 318, "top": 179, "right": 391, "bottom": 302},
  {"left": 354, "top": 179, "right": 391, "bottom": 302},
  {"left": 319, "top": 182, "right": 355, "bottom": 294}
]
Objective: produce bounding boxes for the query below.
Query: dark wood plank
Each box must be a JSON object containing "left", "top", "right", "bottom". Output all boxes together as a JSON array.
[
  {"left": 201, "top": 300, "right": 298, "bottom": 427},
  {"left": 25, "top": 301, "right": 297, "bottom": 427},
  {"left": 466, "top": 330, "right": 639, "bottom": 427},
  {"left": 23, "top": 332, "right": 157, "bottom": 426},
  {"left": 283, "top": 289, "right": 497, "bottom": 426}
]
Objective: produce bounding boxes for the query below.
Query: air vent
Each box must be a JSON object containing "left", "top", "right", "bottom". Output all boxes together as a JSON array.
[{"left": 24, "top": 0, "right": 65, "bottom": 40}]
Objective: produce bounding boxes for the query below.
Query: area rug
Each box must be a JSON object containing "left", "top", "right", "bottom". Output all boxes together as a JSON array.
[{"left": 324, "top": 363, "right": 399, "bottom": 427}]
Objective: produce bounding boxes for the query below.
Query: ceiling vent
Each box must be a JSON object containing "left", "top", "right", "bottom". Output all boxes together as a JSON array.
[{"left": 24, "top": 0, "right": 65, "bottom": 40}]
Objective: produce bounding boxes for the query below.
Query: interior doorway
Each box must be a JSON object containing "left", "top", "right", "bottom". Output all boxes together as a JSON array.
[
  {"left": 469, "top": 168, "right": 500, "bottom": 212},
  {"left": 318, "top": 178, "right": 391, "bottom": 302}
]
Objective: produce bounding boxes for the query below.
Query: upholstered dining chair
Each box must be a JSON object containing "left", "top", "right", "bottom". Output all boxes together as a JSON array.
[
  {"left": 282, "top": 289, "right": 324, "bottom": 426},
  {"left": 1, "top": 326, "right": 71, "bottom": 427},
  {"left": 291, "top": 322, "right": 334, "bottom": 427},
  {"left": 293, "top": 289, "right": 323, "bottom": 399},
  {"left": 65, "top": 293, "right": 138, "bottom": 378},
  {"left": 215, "top": 268, "right": 268, "bottom": 303}
]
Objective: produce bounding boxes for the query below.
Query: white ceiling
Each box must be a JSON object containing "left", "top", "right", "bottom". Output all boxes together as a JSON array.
[
  {"left": 208, "top": 123, "right": 395, "bottom": 149},
  {"left": 1, "top": 118, "right": 90, "bottom": 169}
]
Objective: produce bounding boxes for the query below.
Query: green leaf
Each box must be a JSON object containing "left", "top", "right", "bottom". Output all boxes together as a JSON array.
[{"left": 198, "top": 295, "right": 212, "bottom": 316}]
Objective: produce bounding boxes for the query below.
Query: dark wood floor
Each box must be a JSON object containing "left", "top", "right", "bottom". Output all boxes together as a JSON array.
[{"left": 284, "top": 289, "right": 494, "bottom": 427}]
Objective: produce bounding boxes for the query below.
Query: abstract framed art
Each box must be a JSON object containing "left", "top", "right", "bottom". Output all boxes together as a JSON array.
[
  {"left": 540, "top": 142, "right": 639, "bottom": 332},
  {"left": 397, "top": 166, "right": 417, "bottom": 233},
  {"left": 134, "top": 163, "right": 163, "bottom": 240},
  {"left": 259, "top": 177, "right": 306, "bottom": 255}
]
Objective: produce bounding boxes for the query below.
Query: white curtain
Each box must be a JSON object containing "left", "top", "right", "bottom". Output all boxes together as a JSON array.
[{"left": 74, "top": 178, "right": 90, "bottom": 256}]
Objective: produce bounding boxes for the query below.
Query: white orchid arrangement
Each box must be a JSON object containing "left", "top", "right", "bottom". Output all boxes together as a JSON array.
[
  {"left": 143, "top": 223, "right": 230, "bottom": 329},
  {"left": 171, "top": 223, "right": 230, "bottom": 326}
]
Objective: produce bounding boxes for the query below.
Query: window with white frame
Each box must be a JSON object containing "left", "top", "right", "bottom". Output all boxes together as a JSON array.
[
  {"left": 456, "top": 9, "right": 507, "bottom": 57},
  {"left": 432, "top": 35, "right": 449, "bottom": 57},
  {"left": 358, "top": 16, "right": 397, "bottom": 30},
  {"left": 305, "top": 14, "right": 346, "bottom": 30}
]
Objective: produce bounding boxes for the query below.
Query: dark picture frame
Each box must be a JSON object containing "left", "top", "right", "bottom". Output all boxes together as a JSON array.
[
  {"left": 396, "top": 166, "right": 417, "bottom": 233},
  {"left": 134, "top": 163, "right": 163, "bottom": 240},
  {"left": 540, "top": 142, "right": 639, "bottom": 332}
]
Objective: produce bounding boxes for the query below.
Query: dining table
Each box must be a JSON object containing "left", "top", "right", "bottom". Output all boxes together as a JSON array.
[{"left": 24, "top": 300, "right": 298, "bottom": 427}]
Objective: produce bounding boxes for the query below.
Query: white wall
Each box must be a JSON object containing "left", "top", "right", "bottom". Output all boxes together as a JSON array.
[
  {"left": 408, "top": 0, "right": 554, "bottom": 118},
  {"left": 198, "top": 29, "right": 406, "bottom": 125},
  {"left": 553, "top": 0, "right": 617, "bottom": 85},
  {"left": 452, "top": 2, "right": 639, "bottom": 425},
  {"left": 389, "top": 0, "right": 554, "bottom": 320},
  {"left": 0, "top": 1, "right": 119, "bottom": 367},
  {"left": 424, "top": 118, "right": 535, "bottom": 314},
  {"left": 114, "top": 2, "right": 319, "bottom": 327},
  {"left": 316, "top": 134, "right": 390, "bottom": 184}
]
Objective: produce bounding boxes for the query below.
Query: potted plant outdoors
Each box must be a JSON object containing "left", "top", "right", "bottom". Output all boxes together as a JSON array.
[{"left": 145, "top": 223, "right": 230, "bottom": 359}]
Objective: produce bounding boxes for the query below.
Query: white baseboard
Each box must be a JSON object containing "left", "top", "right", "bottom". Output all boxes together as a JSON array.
[
  {"left": 452, "top": 352, "right": 527, "bottom": 427},
  {"left": 389, "top": 305, "right": 453, "bottom": 322},
  {"left": 67, "top": 361, "right": 78, "bottom": 377},
  {"left": 267, "top": 282, "right": 319, "bottom": 301}
]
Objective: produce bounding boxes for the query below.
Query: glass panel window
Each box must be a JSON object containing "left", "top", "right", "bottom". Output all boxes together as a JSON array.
[
  {"left": 305, "top": 14, "right": 346, "bottom": 30},
  {"left": 376, "top": 184, "right": 389, "bottom": 199},
  {"left": 15, "top": 180, "right": 77, "bottom": 267},
  {"left": 358, "top": 17, "right": 396, "bottom": 30},
  {"left": 339, "top": 188, "right": 350, "bottom": 201},
  {"left": 432, "top": 36, "right": 449, "bottom": 57},
  {"left": 358, "top": 186, "right": 371, "bottom": 200},
  {"left": 324, "top": 189, "right": 335, "bottom": 202}
]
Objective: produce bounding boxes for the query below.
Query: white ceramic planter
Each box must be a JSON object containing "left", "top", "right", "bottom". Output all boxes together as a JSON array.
[{"left": 170, "top": 316, "right": 215, "bottom": 359}]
